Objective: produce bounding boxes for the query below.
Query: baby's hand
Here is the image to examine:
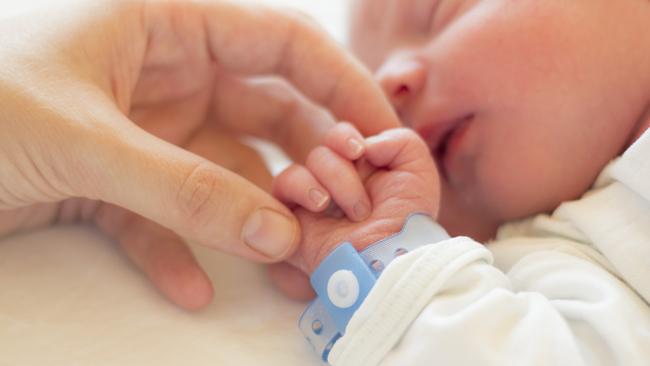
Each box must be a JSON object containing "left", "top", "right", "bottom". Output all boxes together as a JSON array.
[{"left": 271, "top": 123, "right": 440, "bottom": 290}]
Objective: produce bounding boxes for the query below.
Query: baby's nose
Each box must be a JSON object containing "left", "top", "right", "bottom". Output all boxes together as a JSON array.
[{"left": 376, "top": 56, "right": 427, "bottom": 113}]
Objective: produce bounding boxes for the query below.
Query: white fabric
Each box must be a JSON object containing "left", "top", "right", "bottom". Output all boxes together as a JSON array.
[
  {"left": 330, "top": 131, "right": 650, "bottom": 366},
  {"left": 0, "top": 228, "right": 315, "bottom": 365}
]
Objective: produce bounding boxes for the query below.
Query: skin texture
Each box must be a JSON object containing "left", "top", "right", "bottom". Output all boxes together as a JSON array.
[
  {"left": 269, "top": 0, "right": 650, "bottom": 300},
  {"left": 269, "top": 125, "right": 440, "bottom": 299},
  {"left": 0, "top": 0, "right": 400, "bottom": 310},
  {"left": 349, "top": 0, "right": 650, "bottom": 240}
]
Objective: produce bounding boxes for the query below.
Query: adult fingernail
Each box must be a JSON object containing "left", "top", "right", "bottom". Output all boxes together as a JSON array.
[
  {"left": 353, "top": 201, "right": 370, "bottom": 220},
  {"left": 242, "top": 208, "right": 297, "bottom": 259},
  {"left": 347, "top": 138, "right": 364, "bottom": 157},
  {"left": 309, "top": 188, "right": 329, "bottom": 209}
]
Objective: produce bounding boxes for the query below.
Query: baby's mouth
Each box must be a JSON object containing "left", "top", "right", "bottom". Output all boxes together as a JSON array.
[
  {"left": 435, "top": 129, "right": 454, "bottom": 163},
  {"left": 417, "top": 114, "right": 474, "bottom": 180}
]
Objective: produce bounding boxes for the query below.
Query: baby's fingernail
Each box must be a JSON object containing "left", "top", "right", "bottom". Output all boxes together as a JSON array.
[
  {"left": 347, "top": 138, "right": 364, "bottom": 157},
  {"left": 309, "top": 188, "right": 329, "bottom": 209},
  {"left": 353, "top": 201, "right": 370, "bottom": 220},
  {"left": 242, "top": 208, "right": 297, "bottom": 259}
]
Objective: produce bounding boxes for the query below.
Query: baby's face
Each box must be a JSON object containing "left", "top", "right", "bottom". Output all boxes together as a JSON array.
[{"left": 350, "top": 0, "right": 649, "bottom": 240}]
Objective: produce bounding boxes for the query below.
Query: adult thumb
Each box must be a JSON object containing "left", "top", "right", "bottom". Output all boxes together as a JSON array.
[{"left": 79, "top": 122, "right": 300, "bottom": 263}]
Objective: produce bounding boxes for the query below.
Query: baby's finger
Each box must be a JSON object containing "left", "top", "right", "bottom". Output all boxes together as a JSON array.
[
  {"left": 355, "top": 158, "right": 378, "bottom": 183},
  {"left": 273, "top": 165, "right": 331, "bottom": 212},
  {"left": 365, "top": 128, "right": 436, "bottom": 172},
  {"left": 323, "top": 122, "right": 366, "bottom": 160},
  {"left": 307, "top": 146, "right": 371, "bottom": 222}
]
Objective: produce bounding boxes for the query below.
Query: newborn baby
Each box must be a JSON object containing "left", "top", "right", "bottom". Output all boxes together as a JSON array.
[
  {"left": 273, "top": 122, "right": 650, "bottom": 365},
  {"left": 270, "top": 0, "right": 650, "bottom": 365}
]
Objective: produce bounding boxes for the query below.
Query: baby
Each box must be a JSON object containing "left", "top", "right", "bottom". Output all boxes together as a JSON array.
[{"left": 270, "top": 1, "right": 650, "bottom": 365}]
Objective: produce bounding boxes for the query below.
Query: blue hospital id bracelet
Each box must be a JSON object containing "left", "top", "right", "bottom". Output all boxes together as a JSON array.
[
  {"left": 299, "top": 214, "right": 450, "bottom": 362},
  {"left": 310, "top": 242, "right": 377, "bottom": 334}
]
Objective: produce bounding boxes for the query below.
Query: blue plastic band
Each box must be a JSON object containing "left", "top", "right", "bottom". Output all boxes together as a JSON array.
[
  {"left": 299, "top": 214, "right": 449, "bottom": 363},
  {"left": 310, "top": 243, "right": 377, "bottom": 333}
]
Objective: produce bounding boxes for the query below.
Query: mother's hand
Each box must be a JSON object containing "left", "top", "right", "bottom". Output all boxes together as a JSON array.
[{"left": 0, "top": 0, "right": 399, "bottom": 309}]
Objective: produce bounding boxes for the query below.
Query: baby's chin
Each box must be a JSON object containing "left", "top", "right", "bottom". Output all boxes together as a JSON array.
[
  {"left": 436, "top": 187, "right": 503, "bottom": 243},
  {"left": 443, "top": 216, "right": 500, "bottom": 243}
]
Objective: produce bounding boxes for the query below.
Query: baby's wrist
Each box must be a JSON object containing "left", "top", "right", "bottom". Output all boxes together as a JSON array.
[{"left": 302, "top": 222, "right": 405, "bottom": 274}]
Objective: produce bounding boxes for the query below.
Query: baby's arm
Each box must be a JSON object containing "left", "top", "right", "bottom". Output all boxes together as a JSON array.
[{"left": 274, "top": 124, "right": 650, "bottom": 366}]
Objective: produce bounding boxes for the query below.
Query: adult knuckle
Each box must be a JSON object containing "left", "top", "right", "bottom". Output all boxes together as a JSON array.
[
  {"left": 269, "top": 7, "right": 322, "bottom": 70},
  {"left": 176, "top": 163, "right": 225, "bottom": 226}
]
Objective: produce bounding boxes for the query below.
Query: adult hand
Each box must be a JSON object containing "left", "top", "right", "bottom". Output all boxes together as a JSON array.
[{"left": 0, "top": 0, "right": 399, "bottom": 309}]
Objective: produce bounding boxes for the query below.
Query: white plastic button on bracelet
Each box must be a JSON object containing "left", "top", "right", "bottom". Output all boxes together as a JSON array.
[{"left": 327, "top": 270, "right": 360, "bottom": 309}]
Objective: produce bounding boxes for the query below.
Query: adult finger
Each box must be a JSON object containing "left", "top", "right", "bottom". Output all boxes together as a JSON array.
[
  {"left": 73, "top": 109, "right": 300, "bottom": 263},
  {"left": 93, "top": 204, "right": 214, "bottom": 311},
  {"left": 267, "top": 262, "right": 315, "bottom": 301},
  {"left": 148, "top": 1, "right": 401, "bottom": 135},
  {"left": 211, "top": 73, "right": 335, "bottom": 163}
]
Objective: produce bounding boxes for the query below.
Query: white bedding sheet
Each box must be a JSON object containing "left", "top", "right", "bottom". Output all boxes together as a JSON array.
[{"left": 0, "top": 1, "right": 347, "bottom": 364}]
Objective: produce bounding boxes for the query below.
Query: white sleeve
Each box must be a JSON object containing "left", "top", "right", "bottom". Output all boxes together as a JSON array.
[{"left": 327, "top": 237, "right": 650, "bottom": 366}]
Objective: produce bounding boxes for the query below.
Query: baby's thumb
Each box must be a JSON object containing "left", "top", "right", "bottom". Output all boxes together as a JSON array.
[{"left": 80, "top": 123, "right": 299, "bottom": 262}]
